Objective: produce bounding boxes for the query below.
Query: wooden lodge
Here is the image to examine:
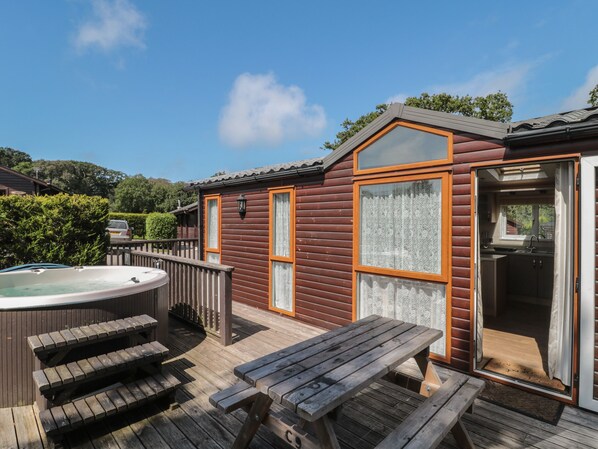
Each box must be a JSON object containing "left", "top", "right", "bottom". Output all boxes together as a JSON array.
[{"left": 187, "top": 103, "right": 598, "bottom": 412}]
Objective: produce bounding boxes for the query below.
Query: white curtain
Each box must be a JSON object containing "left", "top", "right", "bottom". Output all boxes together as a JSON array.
[
  {"left": 207, "top": 200, "right": 219, "bottom": 249},
  {"left": 476, "top": 223, "right": 484, "bottom": 364},
  {"left": 272, "top": 261, "right": 293, "bottom": 312},
  {"left": 358, "top": 273, "right": 446, "bottom": 356},
  {"left": 360, "top": 180, "right": 442, "bottom": 274},
  {"left": 273, "top": 193, "right": 291, "bottom": 257},
  {"left": 548, "top": 162, "right": 574, "bottom": 386},
  {"left": 206, "top": 252, "right": 220, "bottom": 264}
]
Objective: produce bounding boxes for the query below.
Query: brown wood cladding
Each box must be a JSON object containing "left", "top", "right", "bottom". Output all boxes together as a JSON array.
[{"left": 215, "top": 157, "right": 354, "bottom": 329}]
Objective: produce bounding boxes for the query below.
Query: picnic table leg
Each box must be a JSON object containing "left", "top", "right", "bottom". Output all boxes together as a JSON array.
[
  {"left": 414, "top": 351, "right": 477, "bottom": 449},
  {"left": 312, "top": 415, "right": 341, "bottom": 449},
  {"left": 232, "top": 393, "right": 273, "bottom": 449}
]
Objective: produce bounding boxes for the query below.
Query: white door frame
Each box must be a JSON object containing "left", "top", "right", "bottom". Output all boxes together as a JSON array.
[{"left": 580, "top": 155, "right": 598, "bottom": 411}]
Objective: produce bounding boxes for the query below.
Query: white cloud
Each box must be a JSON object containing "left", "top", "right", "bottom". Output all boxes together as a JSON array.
[
  {"left": 219, "top": 73, "right": 326, "bottom": 148},
  {"left": 386, "top": 93, "right": 408, "bottom": 105},
  {"left": 561, "top": 65, "right": 598, "bottom": 110},
  {"left": 74, "top": 0, "right": 147, "bottom": 52},
  {"left": 430, "top": 62, "right": 534, "bottom": 99}
]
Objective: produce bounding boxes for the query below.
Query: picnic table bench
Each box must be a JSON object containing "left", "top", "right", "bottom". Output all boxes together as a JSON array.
[{"left": 210, "top": 315, "right": 484, "bottom": 449}]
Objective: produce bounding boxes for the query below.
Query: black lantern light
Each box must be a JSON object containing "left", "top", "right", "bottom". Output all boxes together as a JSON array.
[{"left": 237, "top": 194, "right": 247, "bottom": 216}]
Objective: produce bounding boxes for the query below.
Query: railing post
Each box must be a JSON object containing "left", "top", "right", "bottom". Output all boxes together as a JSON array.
[{"left": 218, "top": 269, "right": 233, "bottom": 346}]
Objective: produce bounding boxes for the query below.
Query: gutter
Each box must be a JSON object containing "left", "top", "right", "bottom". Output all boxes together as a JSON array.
[
  {"left": 186, "top": 164, "right": 323, "bottom": 191},
  {"left": 505, "top": 121, "right": 598, "bottom": 146}
]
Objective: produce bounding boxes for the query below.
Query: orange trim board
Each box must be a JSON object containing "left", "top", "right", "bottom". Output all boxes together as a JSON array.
[
  {"left": 353, "top": 121, "right": 453, "bottom": 176},
  {"left": 203, "top": 194, "right": 221, "bottom": 262},
  {"left": 351, "top": 171, "right": 452, "bottom": 362},
  {"left": 268, "top": 187, "right": 296, "bottom": 317}
]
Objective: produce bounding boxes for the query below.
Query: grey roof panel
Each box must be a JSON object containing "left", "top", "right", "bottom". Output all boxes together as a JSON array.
[
  {"left": 511, "top": 107, "right": 598, "bottom": 132},
  {"left": 188, "top": 157, "right": 324, "bottom": 189}
]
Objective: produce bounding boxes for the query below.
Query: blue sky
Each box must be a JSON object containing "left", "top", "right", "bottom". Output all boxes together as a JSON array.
[{"left": 1, "top": 1, "right": 597, "bottom": 182}]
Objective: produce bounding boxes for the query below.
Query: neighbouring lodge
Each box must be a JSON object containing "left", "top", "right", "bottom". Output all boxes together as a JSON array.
[{"left": 187, "top": 103, "right": 598, "bottom": 411}]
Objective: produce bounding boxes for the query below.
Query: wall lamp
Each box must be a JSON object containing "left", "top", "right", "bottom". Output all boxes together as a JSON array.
[{"left": 236, "top": 194, "right": 247, "bottom": 216}]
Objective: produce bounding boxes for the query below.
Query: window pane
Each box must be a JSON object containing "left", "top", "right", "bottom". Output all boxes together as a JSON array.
[
  {"left": 358, "top": 125, "right": 448, "bottom": 170},
  {"left": 502, "top": 204, "right": 555, "bottom": 240},
  {"left": 272, "top": 261, "right": 293, "bottom": 312},
  {"left": 359, "top": 179, "right": 442, "bottom": 274},
  {"left": 358, "top": 273, "right": 446, "bottom": 356},
  {"left": 207, "top": 199, "right": 219, "bottom": 249},
  {"left": 207, "top": 252, "right": 220, "bottom": 264},
  {"left": 273, "top": 192, "right": 291, "bottom": 257}
]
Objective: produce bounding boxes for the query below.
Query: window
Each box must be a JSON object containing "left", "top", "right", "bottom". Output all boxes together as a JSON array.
[
  {"left": 354, "top": 172, "right": 450, "bottom": 357},
  {"left": 501, "top": 203, "right": 555, "bottom": 240},
  {"left": 354, "top": 121, "right": 452, "bottom": 174},
  {"left": 204, "top": 195, "right": 221, "bottom": 263},
  {"left": 269, "top": 188, "right": 295, "bottom": 315}
]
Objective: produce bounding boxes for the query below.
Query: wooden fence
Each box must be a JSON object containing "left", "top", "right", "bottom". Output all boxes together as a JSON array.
[
  {"left": 109, "top": 238, "right": 199, "bottom": 259},
  {"left": 109, "top": 249, "right": 233, "bottom": 346}
]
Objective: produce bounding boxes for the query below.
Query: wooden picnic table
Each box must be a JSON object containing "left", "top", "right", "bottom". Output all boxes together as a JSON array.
[{"left": 217, "top": 315, "right": 480, "bottom": 449}]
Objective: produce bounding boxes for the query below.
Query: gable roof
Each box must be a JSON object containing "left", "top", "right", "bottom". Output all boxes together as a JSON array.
[
  {"left": 321, "top": 103, "right": 509, "bottom": 170},
  {"left": 0, "top": 165, "right": 63, "bottom": 194}
]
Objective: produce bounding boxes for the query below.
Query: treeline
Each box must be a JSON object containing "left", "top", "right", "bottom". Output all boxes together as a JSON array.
[{"left": 0, "top": 147, "right": 195, "bottom": 213}]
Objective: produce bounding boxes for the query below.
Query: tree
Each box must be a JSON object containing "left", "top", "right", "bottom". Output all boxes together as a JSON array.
[
  {"left": 13, "top": 160, "right": 126, "bottom": 197},
  {"left": 590, "top": 84, "right": 598, "bottom": 107},
  {"left": 112, "top": 175, "right": 156, "bottom": 213},
  {"left": 111, "top": 175, "right": 195, "bottom": 213},
  {"left": 0, "top": 147, "right": 32, "bottom": 168},
  {"left": 323, "top": 92, "right": 513, "bottom": 151}
]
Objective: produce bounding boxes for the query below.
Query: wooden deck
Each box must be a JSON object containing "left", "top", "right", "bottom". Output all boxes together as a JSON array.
[{"left": 2, "top": 302, "right": 598, "bottom": 449}]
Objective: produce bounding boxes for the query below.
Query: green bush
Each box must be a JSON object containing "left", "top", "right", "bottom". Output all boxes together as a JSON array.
[
  {"left": 145, "top": 213, "right": 177, "bottom": 240},
  {"left": 108, "top": 212, "right": 148, "bottom": 238},
  {"left": 0, "top": 194, "right": 109, "bottom": 269}
]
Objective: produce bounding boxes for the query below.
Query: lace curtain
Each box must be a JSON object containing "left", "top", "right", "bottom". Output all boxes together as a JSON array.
[
  {"left": 358, "top": 273, "right": 446, "bottom": 356},
  {"left": 273, "top": 193, "right": 291, "bottom": 257},
  {"left": 207, "top": 200, "right": 219, "bottom": 249},
  {"left": 272, "top": 261, "right": 293, "bottom": 312},
  {"left": 206, "top": 252, "right": 220, "bottom": 264},
  {"left": 359, "top": 180, "right": 442, "bottom": 274}
]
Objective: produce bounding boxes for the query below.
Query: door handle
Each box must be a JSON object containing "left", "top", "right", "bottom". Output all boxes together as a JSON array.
[
  {"left": 532, "top": 259, "right": 536, "bottom": 268},
  {"left": 539, "top": 259, "right": 543, "bottom": 269}
]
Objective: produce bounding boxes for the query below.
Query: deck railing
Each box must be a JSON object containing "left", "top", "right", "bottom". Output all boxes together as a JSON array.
[
  {"left": 110, "top": 249, "right": 233, "bottom": 346},
  {"left": 109, "top": 238, "right": 199, "bottom": 259}
]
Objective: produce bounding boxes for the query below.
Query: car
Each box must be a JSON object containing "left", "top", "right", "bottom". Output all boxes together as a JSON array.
[{"left": 106, "top": 219, "right": 133, "bottom": 241}]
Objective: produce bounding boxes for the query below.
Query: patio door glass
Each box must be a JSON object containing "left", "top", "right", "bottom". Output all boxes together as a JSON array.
[
  {"left": 269, "top": 188, "right": 295, "bottom": 314},
  {"left": 580, "top": 156, "right": 598, "bottom": 411}
]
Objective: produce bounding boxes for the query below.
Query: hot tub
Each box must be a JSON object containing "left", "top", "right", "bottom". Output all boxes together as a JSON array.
[{"left": 0, "top": 266, "right": 169, "bottom": 407}]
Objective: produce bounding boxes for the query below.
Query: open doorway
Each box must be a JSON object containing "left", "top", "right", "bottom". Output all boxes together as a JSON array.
[{"left": 474, "top": 161, "right": 574, "bottom": 396}]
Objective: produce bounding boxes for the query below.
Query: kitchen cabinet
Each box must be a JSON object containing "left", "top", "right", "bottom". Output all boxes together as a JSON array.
[
  {"left": 507, "top": 254, "right": 554, "bottom": 304},
  {"left": 481, "top": 255, "right": 507, "bottom": 317}
]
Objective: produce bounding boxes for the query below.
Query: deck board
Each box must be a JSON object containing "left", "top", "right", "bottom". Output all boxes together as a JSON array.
[{"left": 3, "top": 301, "right": 598, "bottom": 449}]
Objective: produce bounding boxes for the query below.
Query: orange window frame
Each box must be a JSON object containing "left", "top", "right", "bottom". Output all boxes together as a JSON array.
[
  {"left": 353, "top": 171, "right": 451, "bottom": 284},
  {"left": 352, "top": 171, "right": 452, "bottom": 361},
  {"left": 353, "top": 121, "right": 453, "bottom": 176},
  {"left": 204, "top": 194, "right": 221, "bottom": 262},
  {"left": 268, "top": 187, "right": 296, "bottom": 316}
]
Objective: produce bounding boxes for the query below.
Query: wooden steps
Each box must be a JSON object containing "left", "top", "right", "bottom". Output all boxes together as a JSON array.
[
  {"left": 38, "top": 372, "right": 180, "bottom": 437},
  {"left": 28, "top": 315, "right": 179, "bottom": 439},
  {"left": 33, "top": 341, "right": 169, "bottom": 401}
]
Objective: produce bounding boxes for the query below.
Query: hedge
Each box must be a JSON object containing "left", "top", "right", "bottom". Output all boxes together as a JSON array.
[
  {"left": 0, "top": 194, "right": 109, "bottom": 269},
  {"left": 108, "top": 212, "right": 148, "bottom": 238},
  {"left": 145, "top": 213, "right": 177, "bottom": 240}
]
